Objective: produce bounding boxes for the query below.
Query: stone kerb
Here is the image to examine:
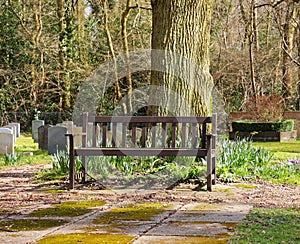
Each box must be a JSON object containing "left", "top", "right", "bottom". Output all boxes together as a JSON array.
[{"left": 0, "top": 128, "right": 14, "bottom": 155}]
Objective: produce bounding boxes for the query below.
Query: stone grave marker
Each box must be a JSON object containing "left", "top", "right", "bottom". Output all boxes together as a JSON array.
[
  {"left": 72, "top": 126, "right": 82, "bottom": 147},
  {"left": 62, "top": 121, "right": 74, "bottom": 133},
  {"left": 32, "top": 120, "right": 44, "bottom": 143},
  {"left": 48, "top": 126, "right": 68, "bottom": 155},
  {"left": 9, "top": 122, "right": 20, "bottom": 137},
  {"left": 4, "top": 125, "right": 16, "bottom": 142},
  {"left": 0, "top": 128, "right": 14, "bottom": 155},
  {"left": 38, "top": 125, "right": 52, "bottom": 150}
]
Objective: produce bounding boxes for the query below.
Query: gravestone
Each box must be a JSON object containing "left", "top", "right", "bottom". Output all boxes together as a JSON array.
[
  {"left": 62, "top": 121, "right": 74, "bottom": 133},
  {"left": 48, "top": 126, "right": 68, "bottom": 155},
  {"left": 32, "top": 120, "right": 44, "bottom": 142},
  {"left": 87, "top": 123, "right": 101, "bottom": 146},
  {"left": 4, "top": 125, "right": 16, "bottom": 142},
  {"left": 72, "top": 126, "right": 82, "bottom": 147},
  {"left": 38, "top": 125, "right": 52, "bottom": 150},
  {"left": 9, "top": 122, "right": 20, "bottom": 137},
  {"left": 0, "top": 128, "right": 14, "bottom": 155}
]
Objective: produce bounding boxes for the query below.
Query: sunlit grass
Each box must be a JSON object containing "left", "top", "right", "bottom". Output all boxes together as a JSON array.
[
  {"left": 0, "top": 135, "right": 51, "bottom": 168},
  {"left": 252, "top": 139, "right": 300, "bottom": 153}
]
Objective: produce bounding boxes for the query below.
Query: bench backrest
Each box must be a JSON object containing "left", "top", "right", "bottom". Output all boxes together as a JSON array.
[{"left": 82, "top": 113, "right": 217, "bottom": 150}]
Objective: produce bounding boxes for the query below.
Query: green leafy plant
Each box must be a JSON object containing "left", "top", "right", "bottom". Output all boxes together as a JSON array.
[
  {"left": 51, "top": 150, "right": 82, "bottom": 174},
  {"left": 217, "top": 138, "right": 274, "bottom": 182},
  {"left": 217, "top": 138, "right": 300, "bottom": 184},
  {"left": 3, "top": 153, "right": 22, "bottom": 166}
]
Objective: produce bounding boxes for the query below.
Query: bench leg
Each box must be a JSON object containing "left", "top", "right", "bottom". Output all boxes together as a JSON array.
[
  {"left": 82, "top": 156, "right": 87, "bottom": 182},
  {"left": 68, "top": 135, "right": 75, "bottom": 190},
  {"left": 207, "top": 137, "right": 212, "bottom": 192},
  {"left": 212, "top": 153, "right": 216, "bottom": 185}
]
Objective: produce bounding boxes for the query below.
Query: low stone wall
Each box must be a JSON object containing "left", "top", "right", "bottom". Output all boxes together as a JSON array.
[
  {"left": 230, "top": 111, "right": 300, "bottom": 137},
  {"left": 229, "top": 130, "right": 297, "bottom": 142}
]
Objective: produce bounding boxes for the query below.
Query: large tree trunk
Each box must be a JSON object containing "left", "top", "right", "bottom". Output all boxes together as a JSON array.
[{"left": 149, "top": 0, "right": 214, "bottom": 116}]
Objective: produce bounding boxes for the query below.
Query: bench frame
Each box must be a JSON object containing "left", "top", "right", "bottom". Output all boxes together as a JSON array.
[{"left": 66, "top": 113, "right": 217, "bottom": 191}]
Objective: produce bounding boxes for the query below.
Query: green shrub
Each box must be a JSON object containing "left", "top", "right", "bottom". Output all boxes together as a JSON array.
[{"left": 232, "top": 119, "right": 295, "bottom": 132}]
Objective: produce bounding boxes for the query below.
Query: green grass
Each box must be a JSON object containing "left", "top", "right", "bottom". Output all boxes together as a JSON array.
[
  {"left": 229, "top": 207, "right": 300, "bottom": 243},
  {"left": 252, "top": 139, "right": 300, "bottom": 153},
  {"left": 0, "top": 136, "right": 51, "bottom": 168}
]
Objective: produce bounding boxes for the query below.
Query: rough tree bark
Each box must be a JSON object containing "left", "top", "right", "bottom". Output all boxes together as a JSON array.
[
  {"left": 149, "top": 0, "right": 214, "bottom": 116},
  {"left": 282, "top": 0, "right": 297, "bottom": 106}
]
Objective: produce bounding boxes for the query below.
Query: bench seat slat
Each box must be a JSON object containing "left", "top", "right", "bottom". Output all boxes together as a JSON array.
[{"left": 74, "top": 148, "right": 208, "bottom": 157}]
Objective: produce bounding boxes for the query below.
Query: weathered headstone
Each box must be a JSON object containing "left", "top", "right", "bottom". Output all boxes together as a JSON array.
[
  {"left": 48, "top": 126, "right": 68, "bottom": 155},
  {"left": 72, "top": 126, "right": 82, "bottom": 147},
  {"left": 0, "top": 128, "right": 14, "bottom": 155},
  {"left": 32, "top": 120, "right": 44, "bottom": 143},
  {"left": 4, "top": 125, "right": 17, "bottom": 142},
  {"left": 9, "top": 122, "right": 20, "bottom": 137},
  {"left": 62, "top": 121, "right": 74, "bottom": 133},
  {"left": 38, "top": 125, "right": 52, "bottom": 150},
  {"left": 87, "top": 123, "right": 101, "bottom": 146}
]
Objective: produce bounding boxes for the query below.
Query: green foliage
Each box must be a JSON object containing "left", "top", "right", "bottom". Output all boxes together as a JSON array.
[
  {"left": 229, "top": 207, "right": 300, "bottom": 244},
  {"left": 217, "top": 138, "right": 274, "bottom": 182},
  {"left": 217, "top": 138, "right": 300, "bottom": 184},
  {"left": 232, "top": 120, "right": 295, "bottom": 132},
  {"left": 3, "top": 153, "right": 22, "bottom": 166},
  {"left": 51, "top": 150, "right": 82, "bottom": 174},
  {"left": 87, "top": 155, "right": 204, "bottom": 184}
]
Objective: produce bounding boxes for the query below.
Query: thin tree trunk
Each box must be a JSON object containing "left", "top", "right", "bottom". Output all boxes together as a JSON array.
[
  {"left": 102, "top": 0, "right": 126, "bottom": 113},
  {"left": 282, "top": 1, "right": 297, "bottom": 106}
]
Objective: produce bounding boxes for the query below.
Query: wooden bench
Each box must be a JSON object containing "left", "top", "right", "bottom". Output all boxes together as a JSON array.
[{"left": 66, "top": 113, "right": 217, "bottom": 191}]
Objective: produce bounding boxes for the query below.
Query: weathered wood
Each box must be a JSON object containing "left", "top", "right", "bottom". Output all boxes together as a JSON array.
[{"left": 67, "top": 113, "right": 217, "bottom": 191}]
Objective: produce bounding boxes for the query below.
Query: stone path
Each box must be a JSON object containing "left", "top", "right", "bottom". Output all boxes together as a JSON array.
[{"left": 0, "top": 187, "right": 252, "bottom": 244}]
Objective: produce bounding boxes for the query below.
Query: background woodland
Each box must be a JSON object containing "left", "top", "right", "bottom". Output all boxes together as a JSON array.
[{"left": 1, "top": 0, "right": 300, "bottom": 129}]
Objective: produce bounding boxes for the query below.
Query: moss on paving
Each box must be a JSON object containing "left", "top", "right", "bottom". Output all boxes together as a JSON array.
[
  {"left": 0, "top": 219, "right": 68, "bottom": 232},
  {"left": 36, "top": 233, "right": 134, "bottom": 244},
  {"left": 29, "top": 200, "right": 106, "bottom": 217},
  {"left": 93, "top": 202, "right": 168, "bottom": 225}
]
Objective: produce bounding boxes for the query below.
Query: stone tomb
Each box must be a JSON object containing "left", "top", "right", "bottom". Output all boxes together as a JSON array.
[
  {"left": 48, "top": 126, "right": 68, "bottom": 155},
  {"left": 38, "top": 125, "right": 53, "bottom": 150},
  {"left": 0, "top": 128, "right": 14, "bottom": 155}
]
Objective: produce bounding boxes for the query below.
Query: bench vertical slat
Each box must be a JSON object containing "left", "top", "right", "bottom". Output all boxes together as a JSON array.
[
  {"left": 131, "top": 123, "right": 137, "bottom": 147},
  {"left": 122, "top": 123, "right": 127, "bottom": 147},
  {"left": 92, "top": 123, "right": 97, "bottom": 147},
  {"left": 162, "top": 122, "right": 166, "bottom": 148},
  {"left": 191, "top": 123, "right": 197, "bottom": 148},
  {"left": 141, "top": 123, "right": 147, "bottom": 147},
  {"left": 151, "top": 123, "right": 157, "bottom": 147},
  {"left": 181, "top": 123, "right": 186, "bottom": 148},
  {"left": 102, "top": 123, "right": 107, "bottom": 147},
  {"left": 201, "top": 122, "right": 207, "bottom": 149},
  {"left": 112, "top": 122, "right": 117, "bottom": 147},
  {"left": 171, "top": 122, "right": 176, "bottom": 148}
]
